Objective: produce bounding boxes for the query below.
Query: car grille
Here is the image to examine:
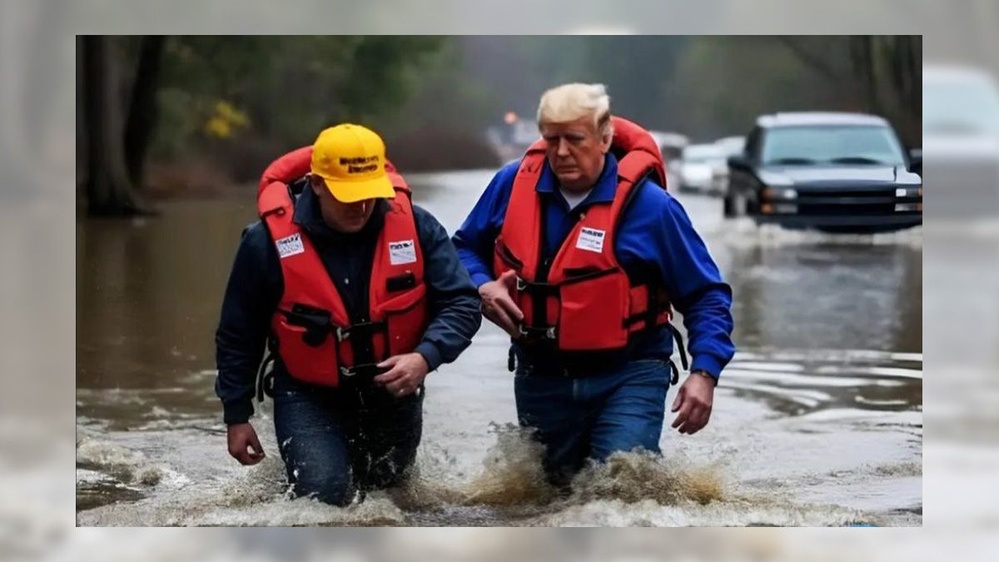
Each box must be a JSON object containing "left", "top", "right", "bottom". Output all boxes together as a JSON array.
[{"left": 792, "top": 186, "right": 919, "bottom": 216}]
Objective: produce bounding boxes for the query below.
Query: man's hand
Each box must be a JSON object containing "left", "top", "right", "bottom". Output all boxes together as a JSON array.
[
  {"left": 479, "top": 270, "right": 524, "bottom": 338},
  {"left": 374, "top": 352, "right": 430, "bottom": 397},
  {"left": 670, "top": 371, "right": 716, "bottom": 435},
  {"left": 227, "top": 422, "right": 265, "bottom": 465}
]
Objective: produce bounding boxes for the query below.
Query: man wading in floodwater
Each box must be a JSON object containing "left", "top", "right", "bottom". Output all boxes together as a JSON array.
[
  {"left": 215, "top": 124, "right": 481, "bottom": 505},
  {"left": 453, "top": 83, "right": 735, "bottom": 486}
]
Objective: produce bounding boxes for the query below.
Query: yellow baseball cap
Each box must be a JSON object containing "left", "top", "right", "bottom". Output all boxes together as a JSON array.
[{"left": 310, "top": 124, "right": 395, "bottom": 203}]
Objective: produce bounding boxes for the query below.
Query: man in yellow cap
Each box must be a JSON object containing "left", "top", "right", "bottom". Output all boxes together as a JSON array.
[{"left": 214, "top": 123, "right": 482, "bottom": 506}]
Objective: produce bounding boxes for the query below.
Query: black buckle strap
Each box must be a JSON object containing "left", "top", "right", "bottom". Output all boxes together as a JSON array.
[
  {"left": 667, "top": 359, "right": 680, "bottom": 386},
  {"left": 515, "top": 276, "right": 559, "bottom": 296},
  {"left": 338, "top": 363, "right": 389, "bottom": 379},
  {"left": 622, "top": 281, "right": 672, "bottom": 330},
  {"left": 334, "top": 320, "right": 387, "bottom": 343},
  {"left": 518, "top": 324, "right": 557, "bottom": 340},
  {"left": 281, "top": 305, "right": 333, "bottom": 347},
  {"left": 282, "top": 305, "right": 387, "bottom": 348},
  {"left": 668, "top": 324, "right": 689, "bottom": 371},
  {"left": 255, "top": 348, "right": 277, "bottom": 403}
]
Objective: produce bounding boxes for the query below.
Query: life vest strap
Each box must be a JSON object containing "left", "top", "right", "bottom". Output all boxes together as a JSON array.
[
  {"left": 518, "top": 324, "right": 557, "bottom": 340},
  {"left": 668, "top": 324, "right": 689, "bottom": 372},
  {"left": 334, "top": 320, "right": 387, "bottom": 343},
  {"left": 667, "top": 358, "right": 680, "bottom": 386},
  {"left": 278, "top": 306, "right": 333, "bottom": 347},
  {"left": 255, "top": 348, "right": 277, "bottom": 403},
  {"left": 515, "top": 276, "right": 559, "bottom": 295},
  {"left": 622, "top": 312, "right": 683, "bottom": 368},
  {"left": 339, "top": 363, "right": 390, "bottom": 379}
]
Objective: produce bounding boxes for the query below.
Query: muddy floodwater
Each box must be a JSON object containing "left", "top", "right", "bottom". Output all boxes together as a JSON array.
[{"left": 76, "top": 170, "right": 922, "bottom": 526}]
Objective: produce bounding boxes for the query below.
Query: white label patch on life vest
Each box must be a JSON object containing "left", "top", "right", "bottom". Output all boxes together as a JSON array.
[
  {"left": 576, "top": 227, "right": 606, "bottom": 253},
  {"left": 389, "top": 239, "right": 417, "bottom": 265},
  {"left": 275, "top": 233, "right": 305, "bottom": 259}
]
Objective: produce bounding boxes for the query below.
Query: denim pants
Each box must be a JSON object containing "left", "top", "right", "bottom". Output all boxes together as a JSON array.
[
  {"left": 272, "top": 376, "right": 423, "bottom": 506},
  {"left": 514, "top": 359, "right": 672, "bottom": 486}
]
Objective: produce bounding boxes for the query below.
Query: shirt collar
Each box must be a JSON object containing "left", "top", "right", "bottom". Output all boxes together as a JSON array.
[{"left": 536, "top": 152, "right": 619, "bottom": 205}]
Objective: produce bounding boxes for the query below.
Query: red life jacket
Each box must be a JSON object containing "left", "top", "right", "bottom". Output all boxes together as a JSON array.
[
  {"left": 257, "top": 147, "right": 429, "bottom": 387},
  {"left": 492, "top": 116, "right": 673, "bottom": 355}
]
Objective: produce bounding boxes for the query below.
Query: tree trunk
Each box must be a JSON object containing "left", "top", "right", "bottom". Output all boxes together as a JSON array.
[
  {"left": 124, "top": 35, "right": 167, "bottom": 189},
  {"left": 850, "top": 37, "right": 881, "bottom": 115},
  {"left": 863, "top": 36, "right": 920, "bottom": 148},
  {"left": 82, "top": 35, "right": 142, "bottom": 217},
  {"left": 896, "top": 36, "right": 921, "bottom": 146}
]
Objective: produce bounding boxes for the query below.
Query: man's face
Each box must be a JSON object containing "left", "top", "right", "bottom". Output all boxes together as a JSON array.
[
  {"left": 309, "top": 176, "right": 377, "bottom": 233},
  {"left": 540, "top": 115, "right": 612, "bottom": 193}
]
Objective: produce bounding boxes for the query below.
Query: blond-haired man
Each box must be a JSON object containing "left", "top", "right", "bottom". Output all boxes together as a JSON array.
[{"left": 454, "top": 84, "right": 734, "bottom": 485}]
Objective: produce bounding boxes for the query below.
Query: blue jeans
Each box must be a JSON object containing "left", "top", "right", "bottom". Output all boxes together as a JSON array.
[
  {"left": 514, "top": 359, "right": 672, "bottom": 486},
  {"left": 272, "top": 377, "right": 423, "bottom": 506}
]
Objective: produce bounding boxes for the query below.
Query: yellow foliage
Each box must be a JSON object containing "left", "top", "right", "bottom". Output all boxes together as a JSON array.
[{"left": 203, "top": 100, "right": 250, "bottom": 139}]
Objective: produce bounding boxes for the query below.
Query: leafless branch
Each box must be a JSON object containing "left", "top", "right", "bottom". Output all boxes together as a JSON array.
[{"left": 773, "top": 36, "right": 842, "bottom": 81}]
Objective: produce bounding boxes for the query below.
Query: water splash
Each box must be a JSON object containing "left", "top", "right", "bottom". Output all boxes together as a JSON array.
[
  {"left": 76, "top": 414, "right": 903, "bottom": 527},
  {"left": 457, "top": 423, "right": 555, "bottom": 507},
  {"left": 568, "top": 451, "right": 726, "bottom": 507},
  {"left": 76, "top": 438, "right": 166, "bottom": 489}
]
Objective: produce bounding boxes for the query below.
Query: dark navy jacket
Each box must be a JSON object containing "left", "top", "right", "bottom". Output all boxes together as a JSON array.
[
  {"left": 215, "top": 185, "right": 482, "bottom": 424},
  {"left": 452, "top": 154, "right": 735, "bottom": 379}
]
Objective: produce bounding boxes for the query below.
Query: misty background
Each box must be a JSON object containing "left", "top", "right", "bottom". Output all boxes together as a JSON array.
[{"left": 75, "top": 35, "right": 920, "bottom": 214}]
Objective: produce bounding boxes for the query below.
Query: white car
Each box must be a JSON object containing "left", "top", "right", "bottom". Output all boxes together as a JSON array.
[
  {"left": 923, "top": 63, "right": 999, "bottom": 220},
  {"left": 679, "top": 143, "right": 727, "bottom": 195}
]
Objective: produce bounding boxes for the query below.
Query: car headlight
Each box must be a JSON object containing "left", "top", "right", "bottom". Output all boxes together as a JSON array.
[
  {"left": 895, "top": 187, "right": 922, "bottom": 197},
  {"left": 761, "top": 187, "right": 797, "bottom": 200}
]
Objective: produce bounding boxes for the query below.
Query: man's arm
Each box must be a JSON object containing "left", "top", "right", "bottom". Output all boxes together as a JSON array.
[
  {"left": 214, "top": 222, "right": 282, "bottom": 425},
  {"left": 626, "top": 187, "right": 736, "bottom": 381},
  {"left": 411, "top": 206, "right": 484, "bottom": 371},
  {"left": 624, "top": 186, "right": 734, "bottom": 435},
  {"left": 660, "top": 195, "right": 735, "bottom": 380},
  {"left": 451, "top": 162, "right": 519, "bottom": 289}
]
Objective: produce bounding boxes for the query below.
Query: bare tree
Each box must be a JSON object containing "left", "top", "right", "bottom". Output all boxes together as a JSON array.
[
  {"left": 81, "top": 35, "right": 142, "bottom": 217},
  {"left": 124, "top": 36, "right": 168, "bottom": 190},
  {"left": 775, "top": 35, "right": 921, "bottom": 146}
]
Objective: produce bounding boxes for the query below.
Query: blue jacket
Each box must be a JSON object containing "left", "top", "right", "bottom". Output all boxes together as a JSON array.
[
  {"left": 215, "top": 184, "right": 482, "bottom": 424},
  {"left": 452, "top": 154, "right": 734, "bottom": 379}
]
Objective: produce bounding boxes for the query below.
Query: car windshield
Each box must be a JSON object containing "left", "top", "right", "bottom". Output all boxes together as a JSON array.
[
  {"left": 761, "top": 125, "right": 906, "bottom": 166},
  {"left": 923, "top": 74, "right": 999, "bottom": 135}
]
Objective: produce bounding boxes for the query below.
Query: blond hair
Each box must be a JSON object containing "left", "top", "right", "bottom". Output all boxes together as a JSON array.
[{"left": 537, "top": 83, "right": 613, "bottom": 136}]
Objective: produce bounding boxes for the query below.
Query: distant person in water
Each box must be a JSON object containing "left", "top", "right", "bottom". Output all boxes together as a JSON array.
[
  {"left": 452, "top": 83, "right": 735, "bottom": 486},
  {"left": 214, "top": 124, "right": 482, "bottom": 505}
]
